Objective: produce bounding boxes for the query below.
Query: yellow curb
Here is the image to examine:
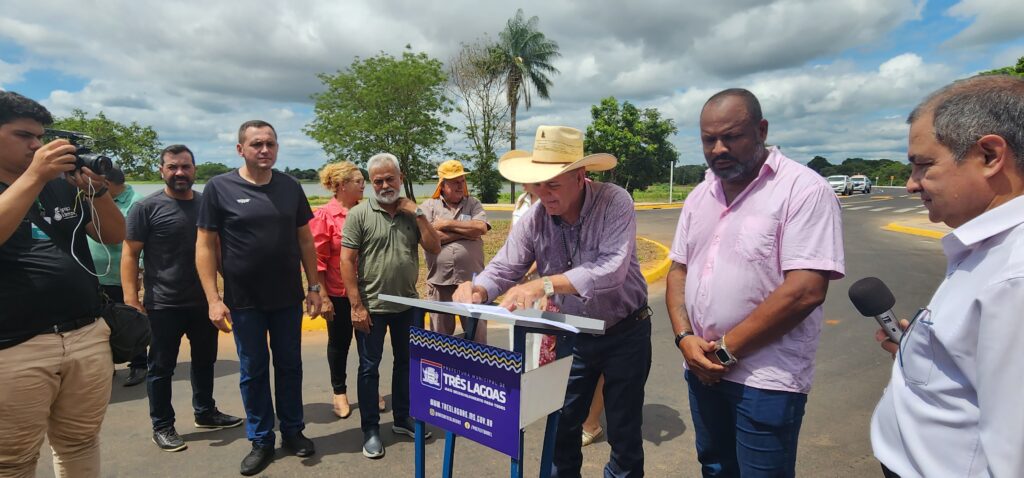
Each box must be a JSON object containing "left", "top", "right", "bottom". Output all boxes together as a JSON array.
[
  {"left": 881, "top": 223, "right": 946, "bottom": 239},
  {"left": 301, "top": 236, "right": 674, "bottom": 331}
]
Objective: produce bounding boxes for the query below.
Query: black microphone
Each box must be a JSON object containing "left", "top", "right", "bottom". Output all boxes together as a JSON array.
[{"left": 848, "top": 277, "right": 902, "bottom": 342}]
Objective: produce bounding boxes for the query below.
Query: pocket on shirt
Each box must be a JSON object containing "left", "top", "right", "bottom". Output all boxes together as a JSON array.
[
  {"left": 734, "top": 216, "right": 778, "bottom": 261},
  {"left": 899, "top": 318, "right": 935, "bottom": 386}
]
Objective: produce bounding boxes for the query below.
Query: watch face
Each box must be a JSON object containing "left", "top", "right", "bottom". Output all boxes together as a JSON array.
[{"left": 715, "top": 347, "right": 731, "bottom": 363}]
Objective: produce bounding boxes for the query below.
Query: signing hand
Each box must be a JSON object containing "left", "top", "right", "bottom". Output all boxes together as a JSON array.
[
  {"left": 208, "top": 300, "right": 233, "bottom": 333},
  {"left": 453, "top": 281, "right": 487, "bottom": 304},
  {"left": 498, "top": 280, "right": 545, "bottom": 312}
]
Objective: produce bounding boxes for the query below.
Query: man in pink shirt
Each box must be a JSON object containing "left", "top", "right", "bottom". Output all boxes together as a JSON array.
[{"left": 666, "top": 89, "right": 845, "bottom": 477}]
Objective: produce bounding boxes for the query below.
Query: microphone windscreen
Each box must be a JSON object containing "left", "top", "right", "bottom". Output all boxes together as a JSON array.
[{"left": 848, "top": 277, "right": 896, "bottom": 316}]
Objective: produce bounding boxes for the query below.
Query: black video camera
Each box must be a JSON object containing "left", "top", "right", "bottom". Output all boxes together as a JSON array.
[{"left": 45, "top": 129, "right": 114, "bottom": 176}]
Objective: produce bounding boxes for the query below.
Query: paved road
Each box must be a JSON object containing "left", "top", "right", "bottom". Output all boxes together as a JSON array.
[{"left": 39, "top": 186, "right": 948, "bottom": 477}]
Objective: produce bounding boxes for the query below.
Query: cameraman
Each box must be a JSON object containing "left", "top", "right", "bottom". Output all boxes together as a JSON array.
[{"left": 0, "top": 91, "right": 125, "bottom": 477}]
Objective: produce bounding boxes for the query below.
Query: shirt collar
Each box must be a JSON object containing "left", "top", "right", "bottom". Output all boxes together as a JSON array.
[
  {"left": 706, "top": 146, "right": 781, "bottom": 203},
  {"left": 942, "top": 194, "right": 1024, "bottom": 262},
  {"left": 113, "top": 184, "right": 135, "bottom": 205},
  {"left": 324, "top": 197, "right": 349, "bottom": 217}
]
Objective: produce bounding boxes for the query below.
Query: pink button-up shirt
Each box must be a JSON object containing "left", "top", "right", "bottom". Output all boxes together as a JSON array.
[
  {"left": 310, "top": 198, "right": 350, "bottom": 297},
  {"left": 669, "top": 147, "right": 845, "bottom": 393}
]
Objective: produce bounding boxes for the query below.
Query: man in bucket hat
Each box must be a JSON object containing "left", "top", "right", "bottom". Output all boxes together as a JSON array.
[
  {"left": 421, "top": 159, "right": 490, "bottom": 342},
  {"left": 454, "top": 125, "right": 651, "bottom": 477}
]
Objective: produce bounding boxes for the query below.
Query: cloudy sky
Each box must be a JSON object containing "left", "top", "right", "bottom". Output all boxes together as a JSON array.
[{"left": 2, "top": 0, "right": 1022, "bottom": 171}]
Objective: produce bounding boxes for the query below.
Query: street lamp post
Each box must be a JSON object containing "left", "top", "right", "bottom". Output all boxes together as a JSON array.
[{"left": 668, "top": 159, "right": 675, "bottom": 203}]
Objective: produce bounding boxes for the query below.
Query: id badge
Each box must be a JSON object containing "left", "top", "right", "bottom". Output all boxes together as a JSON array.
[{"left": 30, "top": 223, "right": 51, "bottom": 240}]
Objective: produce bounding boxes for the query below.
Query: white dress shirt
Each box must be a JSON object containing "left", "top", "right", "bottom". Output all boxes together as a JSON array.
[{"left": 871, "top": 195, "right": 1024, "bottom": 477}]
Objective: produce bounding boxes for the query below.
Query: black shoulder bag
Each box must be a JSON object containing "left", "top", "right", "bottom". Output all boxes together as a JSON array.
[{"left": 23, "top": 189, "right": 151, "bottom": 363}]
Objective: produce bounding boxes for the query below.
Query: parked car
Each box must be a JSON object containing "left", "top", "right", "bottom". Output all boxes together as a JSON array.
[
  {"left": 827, "top": 175, "right": 853, "bottom": 195},
  {"left": 850, "top": 175, "right": 872, "bottom": 194}
]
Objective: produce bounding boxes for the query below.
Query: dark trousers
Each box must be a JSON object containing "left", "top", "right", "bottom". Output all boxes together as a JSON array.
[
  {"left": 551, "top": 319, "right": 652, "bottom": 478},
  {"left": 231, "top": 305, "right": 305, "bottom": 447},
  {"left": 326, "top": 296, "right": 354, "bottom": 394},
  {"left": 146, "top": 307, "right": 219, "bottom": 431},
  {"left": 686, "top": 371, "right": 808, "bottom": 478},
  {"left": 880, "top": 464, "right": 900, "bottom": 478},
  {"left": 355, "top": 307, "right": 418, "bottom": 433},
  {"left": 101, "top": 284, "right": 146, "bottom": 369}
]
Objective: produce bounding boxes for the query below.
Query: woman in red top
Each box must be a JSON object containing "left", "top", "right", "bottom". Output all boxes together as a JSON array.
[{"left": 310, "top": 161, "right": 365, "bottom": 419}]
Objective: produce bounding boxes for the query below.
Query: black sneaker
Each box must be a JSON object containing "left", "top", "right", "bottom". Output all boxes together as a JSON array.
[
  {"left": 124, "top": 366, "right": 147, "bottom": 387},
  {"left": 362, "top": 429, "right": 385, "bottom": 459},
  {"left": 392, "top": 418, "right": 432, "bottom": 439},
  {"left": 152, "top": 427, "right": 187, "bottom": 452},
  {"left": 240, "top": 443, "right": 275, "bottom": 476},
  {"left": 281, "top": 431, "right": 315, "bottom": 457},
  {"left": 194, "top": 410, "right": 244, "bottom": 429}
]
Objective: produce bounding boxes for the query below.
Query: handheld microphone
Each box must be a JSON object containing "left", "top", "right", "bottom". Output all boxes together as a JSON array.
[{"left": 848, "top": 277, "right": 902, "bottom": 342}]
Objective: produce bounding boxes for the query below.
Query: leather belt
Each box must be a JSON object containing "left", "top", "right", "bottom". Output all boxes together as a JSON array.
[{"left": 594, "top": 304, "right": 651, "bottom": 337}]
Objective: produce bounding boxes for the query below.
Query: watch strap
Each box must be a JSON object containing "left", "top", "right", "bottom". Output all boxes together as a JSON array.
[{"left": 674, "top": 331, "right": 694, "bottom": 347}]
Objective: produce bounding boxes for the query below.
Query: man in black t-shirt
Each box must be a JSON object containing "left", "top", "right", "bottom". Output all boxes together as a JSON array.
[
  {"left": 0, "top": 91, "right": 126, "bottom": 477},
  {"left": 196, "top": 120, "right": 323, "bottom": 476},
  {"left": 122, "top": 144, "right": 244, "bottom": 453}
]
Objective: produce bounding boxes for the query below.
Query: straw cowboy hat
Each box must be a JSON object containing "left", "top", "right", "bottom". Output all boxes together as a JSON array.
[
  {"left": 431, "top": 159, "right": 470, "bottom": 199},
  {"left": 498, "top": 125, "right": 617, "bottom": 184}
]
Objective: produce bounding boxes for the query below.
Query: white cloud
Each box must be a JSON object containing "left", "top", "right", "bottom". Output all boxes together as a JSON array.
[
  {"left": 945, "top": 0, "right": 1024, "bottom": 48},
  {"left": 0, "top": 59, "right": 28, "bottom": 87}
]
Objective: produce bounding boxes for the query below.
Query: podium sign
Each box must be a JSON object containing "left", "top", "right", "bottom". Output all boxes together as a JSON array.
[{"left": 410, "top": 327, "right": 525, "bottom": 459}]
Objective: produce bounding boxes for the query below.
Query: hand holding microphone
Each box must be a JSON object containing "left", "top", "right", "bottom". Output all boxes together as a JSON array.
[{"left": 848, "top": 277, "right": 910, "bottom": 357}]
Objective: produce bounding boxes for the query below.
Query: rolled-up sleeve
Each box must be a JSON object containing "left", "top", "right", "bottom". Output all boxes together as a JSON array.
[
  {"left": 309, "top": 210, "right": 331, "bottom": 272},
  {"left": 976, "top": 277, "right": 1024, "bottom": 477},
  {"left": 563, "top": 188, "right": 636, "bottom": 302}
]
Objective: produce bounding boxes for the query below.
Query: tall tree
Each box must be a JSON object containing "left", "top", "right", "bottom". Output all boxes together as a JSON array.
[
  {"left": 50, "top": 109, "right": 162, "bottom": 179},
  {"left": 305, "top": 48, "right": 454, "bottom": 199},
  {"left": 585, "top": 97, "right": 679, "bottom": 193},
  {"left": 449, "top": 39, "right": 509, "bottom": 203},
  {"left": 806, "top": 155, "right": 831, "bottom": 173},
  {"left": 494, "top": 9, "right": 560, "bottom": 201}
]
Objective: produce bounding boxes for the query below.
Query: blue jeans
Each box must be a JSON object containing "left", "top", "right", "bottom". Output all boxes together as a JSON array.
[
  {"left": 355, "top": 308, "right": 417, "bottom": 433},
  {"left": 231, "top": 305, "right": 305, "bottom": 447},
  {"left": 685, "top": 371, "right": 808, "bottom": 478},
  {"left": 146, "top": 307, "right": 218, "bottom": 430},
  {"left": 551, "top": 319, "right": 652, "bottom": 478}
]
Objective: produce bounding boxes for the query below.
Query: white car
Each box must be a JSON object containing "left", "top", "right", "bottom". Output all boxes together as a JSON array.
[
  {"left": 850, "top": 175, "right": 872, "bottom": 194},
  {"left": 827, "top": 175, "right": 853, "bottom": 196}
]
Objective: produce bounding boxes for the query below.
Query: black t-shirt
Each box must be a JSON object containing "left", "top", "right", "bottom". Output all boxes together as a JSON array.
[
  {"left": 126, "top": 190, "right": 207, "bottom": 310},
  {"left": 0, "top": 179, "right": 103, "bottom": 348},
  {"left": 196, "top": 170, "right": 313, "bottom": 310}
]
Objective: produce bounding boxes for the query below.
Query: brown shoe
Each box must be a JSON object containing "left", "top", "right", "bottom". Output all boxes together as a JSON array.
[{"left": 333, "top": 393, "right": 351, "bottom": 419}]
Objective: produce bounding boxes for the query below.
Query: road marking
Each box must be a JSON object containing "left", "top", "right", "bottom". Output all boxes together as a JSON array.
[
  {"left": 914, "top": 205, "right": 924, "bottom": 208},
  {"left": 892, "top": 208, "right": 917, "bottom": 213},
  {"left": 825, "top": 320, "right": 840, "bottom": 325},
  {"left": 869, "top": 207, "right": 893, "bottom": 212},
  {"left": 918, "top": 210, "right": 930, "bottom": 214},
  {"left": 846, "top": 206, "right": 871, "bottom": 210}
]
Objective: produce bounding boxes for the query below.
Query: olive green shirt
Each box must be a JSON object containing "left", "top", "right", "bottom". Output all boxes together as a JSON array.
[{"left": 341, "top": 196, "right": 421, "bottom": 314}]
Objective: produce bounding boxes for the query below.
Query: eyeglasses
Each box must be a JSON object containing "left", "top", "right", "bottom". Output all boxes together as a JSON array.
[{"left": 898, "top": 307, "right": 932, "bottom": 369}]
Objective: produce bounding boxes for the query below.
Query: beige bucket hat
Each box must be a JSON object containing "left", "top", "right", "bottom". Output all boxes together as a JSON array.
[{"left": 498, "top": 125, "right": 617, "bottom": 184}]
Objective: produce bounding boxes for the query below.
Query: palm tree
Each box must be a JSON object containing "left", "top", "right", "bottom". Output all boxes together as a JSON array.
[{"left": 494, "top": 9, "right": 560, "bottom": 201}]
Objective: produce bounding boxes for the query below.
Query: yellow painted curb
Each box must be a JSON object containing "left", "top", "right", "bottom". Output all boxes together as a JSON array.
[
  {"left": 881, "top": 223, "right": 946, "bottom": 239},
  {"left": 639, "top": 236, "right": 672, "bottom": 283},
  {"left": 301, "top": 236, "right": 674, "bottom": 331}
]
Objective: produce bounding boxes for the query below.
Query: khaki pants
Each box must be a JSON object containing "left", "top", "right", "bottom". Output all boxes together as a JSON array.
[
  {"left": 0, "top": 320, "right": 113, "bottom": 478},
  {"left": 426, "top": 283, "right": 486, "bottom": 342}
]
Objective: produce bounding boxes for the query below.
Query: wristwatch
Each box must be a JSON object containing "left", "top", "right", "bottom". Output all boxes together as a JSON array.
[
  {"left": 307, "top": 284, "right": 321, "bottom": 293},
  {"left": 415, "top": 207, "right": 425, "bottom": 218},
  {"left": 674, "top": 331, "right": 694, "bottom": 348},
  {"left": 714, "top": 336, "right": 738, "bottom": 366},
  {"left": 542, "top": 277, "right": 555, "bottom": 297}
]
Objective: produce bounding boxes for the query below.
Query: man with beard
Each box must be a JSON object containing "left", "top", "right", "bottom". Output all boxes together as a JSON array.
[
  {"left": 122, "top": 144, "right": 243, "bottom": 453},
  {"left": 339, "top": 153, "right": 440, "bottom": 459},
  {"left": 665, "top": 89, "right": 845, "bottom": 477},
  {"left": 196, "top": 121, "right": 322, "bottom": 476}
]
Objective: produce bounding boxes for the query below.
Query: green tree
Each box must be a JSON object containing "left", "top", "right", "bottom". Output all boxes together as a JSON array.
[
  {"left": 806, "top": 155, "right": 831, "bottom": 173},
  {"left": 584, "top": 97, "right": 679, "bottom": 193},
  {"left": 195, "top": 162, "right": 232, "bottom": 180},
  {"left": 305, "top": 48, "right": 454, "bottom": 200},
  {"left": 51, "top": 109, "right": 161, "bottom": 179},
  {"left": 980, "top": 56, "right": 1024, "bottom": 77},
  {"left": 449, "top": 39, "right": 509, "bottom": 203},
  {"left": 494, "top": 9, "right": 560, "bottom": 201},
  {"left": 673, "top": 164, "right": 708, "bottom": 185}
]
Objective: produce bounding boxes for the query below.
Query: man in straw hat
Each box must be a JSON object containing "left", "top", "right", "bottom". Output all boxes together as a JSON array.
[
  {"left": 454, "top": 125, "right": 651, "bottom": 477},
  {"left": 421, "top": 159, "right": 490, "bottom": 342}
]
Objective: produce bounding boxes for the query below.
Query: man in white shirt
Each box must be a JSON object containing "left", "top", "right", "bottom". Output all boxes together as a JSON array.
[{"left": 870, "top": 74, "right": 1024, "bottom": 477}]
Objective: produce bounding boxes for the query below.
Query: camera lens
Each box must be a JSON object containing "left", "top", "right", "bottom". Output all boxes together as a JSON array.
[{"left": 76, "top": 154, "right": 113, "bottom": 175}]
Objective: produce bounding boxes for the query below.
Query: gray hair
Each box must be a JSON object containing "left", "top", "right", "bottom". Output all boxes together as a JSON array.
[
  {"left": 367, "top": 153, "right": 402, "bottom": 175},
  {"left": 908, "top": 74, "right": 1024, "bottom": 169}
]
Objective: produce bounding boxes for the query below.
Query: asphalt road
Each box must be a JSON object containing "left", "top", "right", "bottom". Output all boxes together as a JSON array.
[{"left": 37, "top": 186, "right": 949, "bottom": 477}]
